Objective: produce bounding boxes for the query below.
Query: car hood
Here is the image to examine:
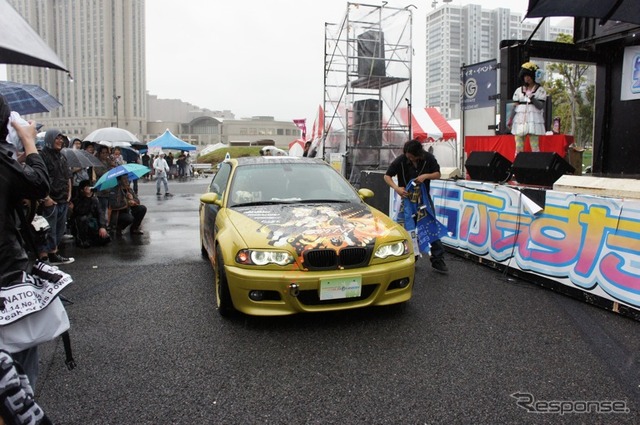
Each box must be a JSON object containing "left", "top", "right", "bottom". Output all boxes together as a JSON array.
[{"left": 228, "top": 202, "right": 402, "bottom": 255}]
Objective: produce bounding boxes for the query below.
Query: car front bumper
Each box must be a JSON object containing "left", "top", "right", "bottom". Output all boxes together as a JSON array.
[{"left": 224, "top": 256, "right": 415, "bottom": 316}]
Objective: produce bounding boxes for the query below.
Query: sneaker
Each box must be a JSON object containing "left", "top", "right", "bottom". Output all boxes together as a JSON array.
[
  {"left": 48, "top": 252, "right": 75, "bottom": 265},
  {"left": 431, "top": 257, "right": 448, "bottom": 273},
  {"left": 164, "top": 192, "right": 173, "bottom": 197},
  {"left": 156, "top": 192, "right": 161, "bottom": 195}
]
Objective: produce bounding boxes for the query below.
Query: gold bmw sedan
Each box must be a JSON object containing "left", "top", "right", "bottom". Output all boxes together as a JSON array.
[{"left": 199, "top": 156, "right": 415, "bottom": 317}]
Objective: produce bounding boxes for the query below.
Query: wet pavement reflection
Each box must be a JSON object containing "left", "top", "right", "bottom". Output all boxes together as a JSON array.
[{"left": 63, "top": 177, "right": 211, "bottom": 267}]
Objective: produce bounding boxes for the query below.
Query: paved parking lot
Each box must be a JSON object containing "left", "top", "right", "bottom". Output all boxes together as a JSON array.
[{"left": 35, "top": 178, "right": 639, "bottom": 424}]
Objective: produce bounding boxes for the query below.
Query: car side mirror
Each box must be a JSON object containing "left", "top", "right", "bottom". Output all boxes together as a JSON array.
[
  {"left": 358, "top": 188, "right": 374, "bottom": 200},
  {"left": 200, "top": 192, "right": 222, "bottom": 207}
]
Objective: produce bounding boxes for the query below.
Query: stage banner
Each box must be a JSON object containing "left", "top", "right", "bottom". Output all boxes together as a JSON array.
[
  {"left": 620, "top": 46, "right": 640, "bottom": 101},
  {"left": 461, "top": 59, "right": 497, "bottom": 111}
]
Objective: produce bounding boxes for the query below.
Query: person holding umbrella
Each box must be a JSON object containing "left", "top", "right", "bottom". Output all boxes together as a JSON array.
[
  {"left": 0, "top": 94, "right": 51, "bottom": 388},
  {"left": 108, "top": 175, "right": 146, "bottom": 235}
]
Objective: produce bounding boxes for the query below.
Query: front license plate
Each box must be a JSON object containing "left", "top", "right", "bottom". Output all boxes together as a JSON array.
[{"left": 319, "top": 276, "right": 362, "bottom": 301}]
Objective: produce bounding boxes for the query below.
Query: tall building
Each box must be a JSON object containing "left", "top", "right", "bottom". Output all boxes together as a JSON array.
[
  {"left": 7, "top": 0, "right": 146, "bottom": 138},
  {"left": 425, "top": 3, "right": 573, "bottom": 119}
]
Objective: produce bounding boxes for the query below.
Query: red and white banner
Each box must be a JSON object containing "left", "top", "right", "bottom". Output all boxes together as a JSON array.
[
  {"left": 402, "top": 107, "right": 457, "bottom": 142},
  {"left": 292, "top": 119, "right": 307, "bottom": 138}
]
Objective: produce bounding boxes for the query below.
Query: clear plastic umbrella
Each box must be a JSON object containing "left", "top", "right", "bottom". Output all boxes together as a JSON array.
[{"left": 84, "top": 127, "right": 140, "bottom": 144}]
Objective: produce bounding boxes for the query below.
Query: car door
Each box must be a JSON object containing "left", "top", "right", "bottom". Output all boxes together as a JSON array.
[{"left": 201, "top": 162, "right": 232, "bottom": 253}]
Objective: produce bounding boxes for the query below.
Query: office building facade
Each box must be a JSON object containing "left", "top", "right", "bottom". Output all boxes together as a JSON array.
[
  {"left": 7, "top": 0, "right": 146, "bottom": 138},
  {"left": 425, "top": 3, "right": 573, "bottom": 119}
]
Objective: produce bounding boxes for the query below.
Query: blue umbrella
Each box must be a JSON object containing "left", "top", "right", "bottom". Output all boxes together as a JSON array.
[
  {"left": 93, "top": 164, "right": 150, "bottom": 191},
  {"left": 0, "top": 81, "right": 62, "bottom": 115}
]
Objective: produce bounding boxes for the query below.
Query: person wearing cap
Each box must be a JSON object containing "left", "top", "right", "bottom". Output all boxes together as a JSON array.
[
  {"left": 153, "top": 152, "right": 172, "bottom": 197},
  {"left": 70, "top": 179, "right": 110, "bottom": 248},
  {"left": 38, "top": 129, "right": 75, "bottom": 265},
  {"left": 507, "top": 61, "right": 547, "bottom": 155}
]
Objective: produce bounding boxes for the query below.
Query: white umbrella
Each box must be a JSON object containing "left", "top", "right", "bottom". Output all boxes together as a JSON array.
[
  {"left": 84, "top": 127, "right": 140, "bottom": 144},
  {"left": 96, "top": 140, "right": 131, "bottom": 148}
]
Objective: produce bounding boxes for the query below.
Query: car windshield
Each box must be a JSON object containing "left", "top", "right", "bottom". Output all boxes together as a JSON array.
[{"left": 228, "top": 162, "right": 362, "bottom": 207}]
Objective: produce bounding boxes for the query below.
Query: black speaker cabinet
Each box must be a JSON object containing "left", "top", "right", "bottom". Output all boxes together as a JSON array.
[
  {"left": 357, "top": 30, "right": 385, "bottom": 78},
  {"left": 465, "top": 151, "right": 512, "bottom": 182},
  {"left": 359, "top": 170, "right": 390, "bottom": 214},
  {"left": 353, "top": 99, "right": 382, "bottom": 147},
  {"left": 512, "top": 152, "right": 575, "bottom": 187}
]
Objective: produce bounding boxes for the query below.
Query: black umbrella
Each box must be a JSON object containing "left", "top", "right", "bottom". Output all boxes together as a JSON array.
[
  {"left": 526, "top": 0, "right": 640, "bottom": 26},
  {"left": 119, "top": 146, "right": 140, "bottom": 163},
  {"left": 61, "top": 148, "right": 105, "bottom": 169},
  {"left": 0, "top": 0, "right": 69, "bottom": 73}
]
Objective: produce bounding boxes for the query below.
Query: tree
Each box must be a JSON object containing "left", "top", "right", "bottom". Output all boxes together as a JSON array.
[{"left": 544, "top": 33, "right": 594, "bottom": 148}]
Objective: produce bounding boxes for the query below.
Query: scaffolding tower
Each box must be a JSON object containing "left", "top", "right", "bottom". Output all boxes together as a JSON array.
[{"left": 323, "top": 2, "right": 413, "bottom": 185}]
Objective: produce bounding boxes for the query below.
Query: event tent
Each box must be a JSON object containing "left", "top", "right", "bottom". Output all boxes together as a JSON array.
[
  {"left": 404, "top": 107, "right": 457, "bottom": 142},
  {"left": 147, "top": 129, "right": 196, "bottom": 151},
  {"left": 288, "top": 138, "right": 306, "bottom": 156}
]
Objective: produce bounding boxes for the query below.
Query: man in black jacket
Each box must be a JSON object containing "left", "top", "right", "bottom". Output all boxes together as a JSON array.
[
  {"left": 384, "top": 139, "right": 448, "bottom": 273},
  {"left": 0, "top": 94, "right": 51, "bottom": 388},
  {"left": 38, "top": 129, "right": 74, "bottom": 265}
]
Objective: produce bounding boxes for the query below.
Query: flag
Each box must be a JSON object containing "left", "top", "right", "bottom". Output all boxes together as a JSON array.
[
  {"left": 307, "top": 105, "right": 325, "bottom": 157},
  {"left": 401, "top": 179, "right": 448, "bottom": 254},
  {"left": 293, "top": 119, "right": 306, "bottom": 139}
]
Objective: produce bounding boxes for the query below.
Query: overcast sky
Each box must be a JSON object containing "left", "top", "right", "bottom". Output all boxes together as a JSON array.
[
  {"left": 2, "top": 0, "right": 532, "bottom": 122},
  {"left": 145, "top": 0, "right": 531, "bottom": 122}
]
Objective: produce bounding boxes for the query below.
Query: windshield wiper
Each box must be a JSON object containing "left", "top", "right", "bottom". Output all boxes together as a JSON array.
[
  {"left": 232, "top": 201, "right": 284, "bottom": 207},
  {"left": 291, "top": 199, "right": 352, "bottom": 204}
]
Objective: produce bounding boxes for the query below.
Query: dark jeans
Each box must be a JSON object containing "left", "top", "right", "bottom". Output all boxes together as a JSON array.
[
  {"left": 73, "top": 215, "right": 110, "bottom": 246},
  {"left": 112, "top": 205, "right": 147, "bottom": 231},
  {"left": 429, "top": 239, "right": 445, "bottom": 260},
  {"left": 13, "top": 346, "right": 39, "bottom": 389},
  {"left": 40, "top": 202, "right": 69, "bottom": 254}
]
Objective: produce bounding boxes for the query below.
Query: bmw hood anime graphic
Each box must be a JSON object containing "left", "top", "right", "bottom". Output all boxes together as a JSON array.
[{"left": 232, "top": 202, "right": 392, "bottom": 255}]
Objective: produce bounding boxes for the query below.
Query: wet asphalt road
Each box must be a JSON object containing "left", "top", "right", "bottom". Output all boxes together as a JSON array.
[{"left": 34, "top": 177, "right": 639, "bottom": 424}]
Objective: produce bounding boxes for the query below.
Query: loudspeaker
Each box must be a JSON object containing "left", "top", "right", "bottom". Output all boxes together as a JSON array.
[
  {"left": 512, "top": 152, "right": 575, "bottom": 187},
  {"left": 353, "top": 99, "right": 382, "bottom": 147},
  {"left": 359, "top": 170, "right": 390, "bottom": 214},
  {"left": 357, "top": 30, "right": 385, "bottom": 78},
  {"left": 465, "top": 151, "right": 512, "bottom": 182}
]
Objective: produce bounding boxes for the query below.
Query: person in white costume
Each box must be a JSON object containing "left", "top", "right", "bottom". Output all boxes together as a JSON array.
[{"left": 508, "top": 61, "right": 547, "bottom": 154}]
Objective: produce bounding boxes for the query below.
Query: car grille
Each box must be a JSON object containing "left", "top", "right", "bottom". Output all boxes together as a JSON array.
[
  {"left": 303, "top": 247, "right": 372, "bottom": 270},
  {"left": 297, "top": 284, "right": 378, "bottom": 306}
]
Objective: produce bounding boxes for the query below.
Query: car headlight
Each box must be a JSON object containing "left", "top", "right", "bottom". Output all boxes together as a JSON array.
[
  {"left": 236, "top": 249, "right": 294, "bottom": 266},
  {"left": 374, "top": 240, "right": 409, "bottom": 259}
]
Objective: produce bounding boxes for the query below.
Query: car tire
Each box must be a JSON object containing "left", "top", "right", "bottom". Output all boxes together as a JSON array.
[{"left": 215, "top": 249, "right": 234, "bottom": 317}]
